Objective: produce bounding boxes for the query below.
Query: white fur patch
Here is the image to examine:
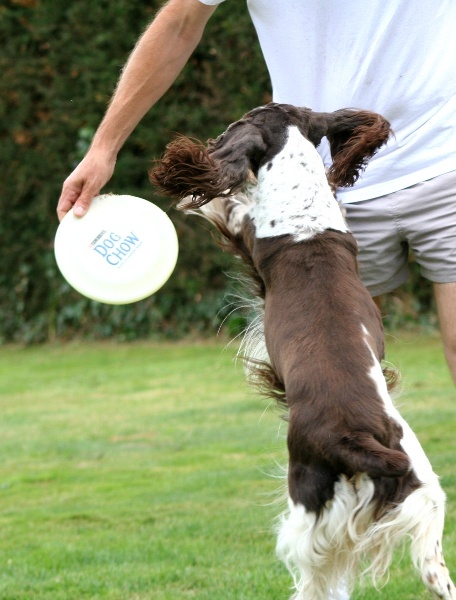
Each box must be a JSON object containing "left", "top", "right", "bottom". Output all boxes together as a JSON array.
[
  {"left": 276, "top": 475, "right": 373, "bottom": 599},
  {"left": 250, "top": 126, "right": 348, "bottom": 241},
  {"left": 361, "top": 324, "right": 435, "bottom": 484},
  {"left": 360, "top": 326, "right": 455, "bottom": 598}
]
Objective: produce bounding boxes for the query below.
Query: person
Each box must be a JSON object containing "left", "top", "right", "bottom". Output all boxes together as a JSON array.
[{"left": 57, "top": 0, "right": 456, "bottom": 386}]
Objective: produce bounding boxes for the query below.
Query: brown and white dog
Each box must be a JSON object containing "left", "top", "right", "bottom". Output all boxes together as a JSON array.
[{"left": 150, "top": 103, "right": 455, "bottom": 600}]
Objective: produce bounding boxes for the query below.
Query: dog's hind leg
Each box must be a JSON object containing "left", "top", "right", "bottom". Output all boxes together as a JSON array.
[
  {"left": 361, "top": 457, "right": 456, "bottom": 598},
  {"left": 365, "top": 343, "right": 456, "bottom": 597},
  {"left": 407, "top": 481, "right": 456, "bottom": 599},
  {"left": 421, "top": 538, "right": 456, "bottom": 600},
  {"left": 277, "top": 474, "right": 365, "bottom": 599},
  {"left": 276, "top": 499, "right": 331, "bottom": 600}
]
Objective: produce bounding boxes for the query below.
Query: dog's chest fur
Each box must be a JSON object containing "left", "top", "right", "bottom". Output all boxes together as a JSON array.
[{"left": 250, "top": 126, "right": 349, "bottom": 241}]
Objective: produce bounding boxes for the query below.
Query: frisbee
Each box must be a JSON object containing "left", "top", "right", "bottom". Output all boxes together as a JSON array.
[{"left": 54, "top": 194, "right": 179, "bottom": 304}]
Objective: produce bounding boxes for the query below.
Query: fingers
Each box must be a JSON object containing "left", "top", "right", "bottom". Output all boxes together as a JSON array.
[
  {"left": 57, "top": 154, "right": 115, "bottom": 221},
  {"left": 57, "top": 182, "right": 98, "bottom": 221},
  {"left": 73, "top": 186, "right": 98, "bottom": 216},
  {"left": 56, "top": 188, "right": 78, "bottom": 222}
]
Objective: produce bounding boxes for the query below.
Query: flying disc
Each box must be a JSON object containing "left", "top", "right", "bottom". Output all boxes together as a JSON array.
[{"left": 54, "top": 194, "right": 179, "bottom": 304}]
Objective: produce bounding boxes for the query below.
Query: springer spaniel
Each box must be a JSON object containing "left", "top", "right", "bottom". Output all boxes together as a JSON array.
[{"left": 150, "top": 103, "right": 455, "bottom": 600}]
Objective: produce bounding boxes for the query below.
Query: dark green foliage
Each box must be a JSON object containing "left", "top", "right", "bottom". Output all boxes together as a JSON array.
[
  {"left": 0, "top": 0, "right": 434, "bottom": 343},
  {"left": 381, "top": 261, "right": 437, "bottom": 332},
  {"left": 0, "top": 0, "right": 270, "bottom": 342}
]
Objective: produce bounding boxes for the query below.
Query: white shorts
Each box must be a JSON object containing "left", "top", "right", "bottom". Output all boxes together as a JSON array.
[{"left": 342, "top": 170, "right": 456, "bottom": 296}]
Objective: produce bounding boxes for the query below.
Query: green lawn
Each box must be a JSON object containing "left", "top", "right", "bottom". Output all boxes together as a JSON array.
[{"left": 0, "top": 333, "right": 454, "bottom": 599}]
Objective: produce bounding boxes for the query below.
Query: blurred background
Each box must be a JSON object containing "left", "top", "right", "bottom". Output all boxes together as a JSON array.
[{"left": 0, "top": 0, "right": 436, "bottom": 344}]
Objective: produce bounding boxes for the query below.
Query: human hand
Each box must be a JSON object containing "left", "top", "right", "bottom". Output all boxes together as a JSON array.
[{"left": 57, "top": 151, "right": 116, "bottom": 221}]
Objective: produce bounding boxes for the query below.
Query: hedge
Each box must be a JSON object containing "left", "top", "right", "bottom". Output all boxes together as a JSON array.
[{"left": 0, "top": 0, "right": 434, "bottom": 343}]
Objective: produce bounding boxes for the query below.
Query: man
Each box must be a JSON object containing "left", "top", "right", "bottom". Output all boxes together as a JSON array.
[{"left": 57, "top": 0, "right": 456, "bottom": 384}]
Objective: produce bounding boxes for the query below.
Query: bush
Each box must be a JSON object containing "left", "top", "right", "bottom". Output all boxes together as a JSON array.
[
  {"left": 0, "top": 0, "right": 435, "bottom": 343},
  {"left": 0, "top": 0, "right": 270, "bottom": 342}
]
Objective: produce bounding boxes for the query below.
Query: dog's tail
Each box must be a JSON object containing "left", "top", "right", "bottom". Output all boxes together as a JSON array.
[{"left": 336, "top": 431, "right": 410, "bottom": 479}]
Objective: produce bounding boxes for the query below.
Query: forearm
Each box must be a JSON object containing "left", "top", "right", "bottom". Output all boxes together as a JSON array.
[
  {"left": 90, "top": 0, "right": 216, "bottom": 159},
  {"left": 57, "top": 0, "right": 216, "bottom": 220}
]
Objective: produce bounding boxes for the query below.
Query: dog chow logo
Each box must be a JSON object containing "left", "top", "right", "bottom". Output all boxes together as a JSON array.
[{"left": 89, "top": 230, "right": 142, "bottom": 267}]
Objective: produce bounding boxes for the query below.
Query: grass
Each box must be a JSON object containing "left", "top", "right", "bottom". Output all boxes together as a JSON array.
[{"left": 0, "top": 332, "right": 454, "bottom": 599}]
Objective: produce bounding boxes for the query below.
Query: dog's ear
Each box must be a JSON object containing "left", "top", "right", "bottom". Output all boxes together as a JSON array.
[
  {"left": 208, "top": 119, "right": 267, "bottom": 184},
  {"left": 323, "top": 109, "right": 392, "bottom": 188},
  {"left": 149, "top": 135, "right": 223, "bottom": 207},
  {"left": 149, "top": 121, "right": 266, "bottom": 208}
]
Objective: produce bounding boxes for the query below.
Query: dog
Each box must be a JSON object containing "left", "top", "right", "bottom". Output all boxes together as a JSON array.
[{"left": 150, "top": 103, "right": 455, "bottom": 599}]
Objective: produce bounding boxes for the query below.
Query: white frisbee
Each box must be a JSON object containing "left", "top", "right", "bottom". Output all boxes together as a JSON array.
[{"left": 55, "top": 194, "right": 179, "bottom": 304}]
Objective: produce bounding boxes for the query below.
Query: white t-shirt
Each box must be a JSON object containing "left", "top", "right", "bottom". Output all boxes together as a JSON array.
[{"left": 199, "top": 0, "right": 456, "bottom": 203}]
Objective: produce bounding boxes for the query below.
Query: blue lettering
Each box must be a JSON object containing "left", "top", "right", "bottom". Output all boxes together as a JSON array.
[
  {"left": 94, "top": 244, "right": 107, "bottom": 257},
  {"left": 106, "top": 254, "right": 120, "bottom": 266},
  {"left": 92, "top": 231, "right": 140, "bottom": 266},
  {"left": 124, "top": 233, "right": 139, "bottom": 244},
  {"left": 112, "top": 248, "right": 126, "bottom": 261}
]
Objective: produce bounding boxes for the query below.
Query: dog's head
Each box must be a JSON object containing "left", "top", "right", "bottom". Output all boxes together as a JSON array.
[{"left": 150, "top": 103, "right": 392, "bottom": 207}]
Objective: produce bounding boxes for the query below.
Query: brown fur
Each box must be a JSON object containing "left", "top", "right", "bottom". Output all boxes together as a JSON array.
[
  {"left": 149, "top": 104, "right": 456, "bottom": 599},
  {"left": 251, "top": 230, "right": 418, "bottom": 513},
  {"left": 150, "top": 103, "right": 392, "bottom": 207},
  {"left": 150, "top": 103, "right": 415, "bottom": 515}
]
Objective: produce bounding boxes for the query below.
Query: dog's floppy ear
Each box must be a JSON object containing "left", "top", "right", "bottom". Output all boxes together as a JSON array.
[
  {"left": 327, "top": 110, "right": 392, "bottom": 187},
  {"left": 208, "top": 119, "right": 266, "bottom": 185},
  {"left": 149, "top": 135, "right": 223, "bottom": 207},
  {"left": 149, "top": 120, "right": 266, "bottom": 209},
  {"left": 308, "top": 109, "right": 392, "bottom": 188}
]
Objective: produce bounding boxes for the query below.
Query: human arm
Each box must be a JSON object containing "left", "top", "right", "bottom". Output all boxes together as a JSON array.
[{"left": 57, "top": 0, "right": 217, "bottom": 221}]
